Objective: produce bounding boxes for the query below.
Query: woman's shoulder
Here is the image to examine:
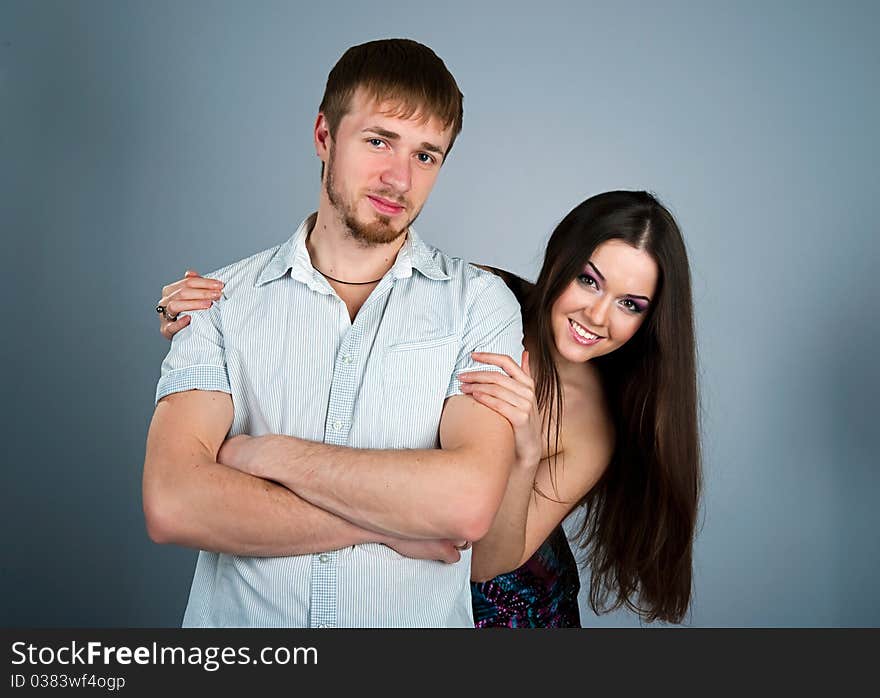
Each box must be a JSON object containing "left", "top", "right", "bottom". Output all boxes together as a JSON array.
[{"left": 537, "top": 366, "right": 613, "bottom": 505}]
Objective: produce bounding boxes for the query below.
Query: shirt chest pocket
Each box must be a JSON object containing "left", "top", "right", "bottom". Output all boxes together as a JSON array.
[{"left": 381, "top": 334, "right": 459, "bottom": 449}]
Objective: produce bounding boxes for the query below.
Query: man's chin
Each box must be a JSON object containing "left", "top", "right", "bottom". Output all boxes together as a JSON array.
[{"left": 345, "top": 215, "right": 409, "bottom": 246}]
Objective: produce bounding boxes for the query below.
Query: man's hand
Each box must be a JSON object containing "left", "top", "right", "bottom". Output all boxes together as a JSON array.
[
  {"left": 217, "top": 434, "right": 261, "bottom": 476},
  {"left": 384, "top": 538, "right": 467, "bottom": 564},
  {"left": 217, "top": 434, "right": 292, "bottom": 479}
]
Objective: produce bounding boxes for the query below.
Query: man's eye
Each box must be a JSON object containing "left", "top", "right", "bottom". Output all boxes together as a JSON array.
[
  {"left": 368, "top": 138, "right": 385, "bottom": 148},
  {"left": 417, "top": 153, "right": 435, "bottom": 164}
]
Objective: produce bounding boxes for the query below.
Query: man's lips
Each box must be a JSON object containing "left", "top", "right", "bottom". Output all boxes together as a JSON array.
[{"left": 367, "top": 195, "right": 406, "bottom": 215}]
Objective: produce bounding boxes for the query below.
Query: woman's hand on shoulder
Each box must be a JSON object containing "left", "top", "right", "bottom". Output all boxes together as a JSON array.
[
  {"left": 458, "top": 350, "right": 542, "bottom": 470},
  {"left": 157, "top": 269, "right": 224, "bottom": 340}
]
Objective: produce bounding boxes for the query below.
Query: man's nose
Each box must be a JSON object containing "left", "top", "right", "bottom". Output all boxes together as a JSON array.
[{"left": 380, "top": 153, "right": 412, "bottom": 193}]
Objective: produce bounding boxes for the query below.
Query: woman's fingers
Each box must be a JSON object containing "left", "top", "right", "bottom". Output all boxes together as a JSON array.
[
  {"left": 159, "top": 313, "right": 192, "bottom": 340},
  {"left": 470, "top": 351, "right": 520, "bottom": 374},
  {"left": 460, "top": 381, "right": 531, "bottom": 415},
  {"left": 161, "top": 273, "right": 223, "bottom": 298},
  {"left": 162, "top": 298, "right": 215, "bottom": 317},
  {"left": 466, "top": 390, "right": 527, "bottom": 429},
  {"left": 158, "top": 276, "right": 224, "bottom": 324},
  {"left": 458, "top": 370, "right": 534, "bottom": 402},
  {"left": 159, "top": 286, "right": 223, "bottom": 307},
  {"left": 158, "top": 272, "right": 223, "bottom": 339},
  {"left": 471, "top": 351, "right": 534, "bottom": 386},
  {"left": 465, "top": 351, "right": 543, "bottom": 467}
]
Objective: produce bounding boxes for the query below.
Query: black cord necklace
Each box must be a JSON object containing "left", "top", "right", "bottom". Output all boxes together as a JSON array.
[{"left": 314, "top": 267, "right": 383, "bottom": 285}]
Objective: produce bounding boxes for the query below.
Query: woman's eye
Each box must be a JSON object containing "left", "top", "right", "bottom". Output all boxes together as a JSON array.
[
  {"left": 577, "top": 274, "right": 598, "bottom": 289},
  {"left": 621, "top": 299, "right": 644, "bottom": 314}
]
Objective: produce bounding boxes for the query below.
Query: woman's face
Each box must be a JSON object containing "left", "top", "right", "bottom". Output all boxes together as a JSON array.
[{"left": 550, "top": 240, "right": 659, "bottom": 365}]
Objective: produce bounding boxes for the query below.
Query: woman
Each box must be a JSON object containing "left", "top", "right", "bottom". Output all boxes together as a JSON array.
[{"left": 156, "top": 190, "right": 701, "bottom": 627}]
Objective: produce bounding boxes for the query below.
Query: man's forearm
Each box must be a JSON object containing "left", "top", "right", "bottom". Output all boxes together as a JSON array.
[
  {"left": 207, "top": 396, "right": 516, "bottom": 544},
  {"left": 246, "top": 436, "right": 509, "bottom": 542},
  {"left": 144, "top": 391, "right": 447, "bottom": 558},
  {"left": 144, "top": 455, "right": 396, "bottom": 556}
]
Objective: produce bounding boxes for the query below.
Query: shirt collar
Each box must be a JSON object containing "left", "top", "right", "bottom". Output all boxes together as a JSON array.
[
  {"left": 255, "top": 214, "right": 451, "bottom": 288},
  {"left": 390, "top": 227, "right": 450, "bottom": 281},
  {"left": 255, "top": 214, "right": 316, "bottom": 287}
]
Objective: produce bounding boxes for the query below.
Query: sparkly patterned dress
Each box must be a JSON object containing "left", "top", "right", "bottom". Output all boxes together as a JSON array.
[{"left": 470, "top": 526, "right": 581, "bottom": 628}]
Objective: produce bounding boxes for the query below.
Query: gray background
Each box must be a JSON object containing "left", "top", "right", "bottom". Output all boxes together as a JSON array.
[{"left": 2, "top": 0, "right": 877, "bottom": 627}]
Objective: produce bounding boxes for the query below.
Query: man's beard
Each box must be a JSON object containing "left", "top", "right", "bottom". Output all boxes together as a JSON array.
[{"left": 325, "top": 153, "right": 420, "bottom": 246}]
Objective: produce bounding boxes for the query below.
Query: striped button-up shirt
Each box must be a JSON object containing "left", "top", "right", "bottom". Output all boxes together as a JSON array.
[{"left": 155, "top": 214, "right": 523, "bottom": 628}]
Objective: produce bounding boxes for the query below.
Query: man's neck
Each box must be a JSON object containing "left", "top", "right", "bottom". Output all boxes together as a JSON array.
[{"left": 308, "top": 204, "right": 407, "bottom": 284}]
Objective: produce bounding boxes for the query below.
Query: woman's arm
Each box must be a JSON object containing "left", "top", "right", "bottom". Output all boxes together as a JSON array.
[
  {"left": 470, "top": 454, "right": 541, "bottom": 582},
  {"left": 462, "top": 353, "right": 613, "bottom": 582},
  {"left": 515, "top": 420, "right": 611, "bottom": 569},
  {"left": 473, "top": 436, "right": 612, "bottom": 582},
  {"left": 458, "top": 351, "right": 543, "bottom": 581}
]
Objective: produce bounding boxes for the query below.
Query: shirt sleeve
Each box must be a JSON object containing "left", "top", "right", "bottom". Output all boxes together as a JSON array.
[
  {"left": 445, "top": 272, "right": 524, "bottom": 399},
  {"left": 155, "top": 301, "right": 231, "bottom": 404}
]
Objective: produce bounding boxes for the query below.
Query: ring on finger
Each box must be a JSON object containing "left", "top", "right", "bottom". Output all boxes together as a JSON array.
[{"left": 156, "top": 304, "right": 179, "bottom": 322}]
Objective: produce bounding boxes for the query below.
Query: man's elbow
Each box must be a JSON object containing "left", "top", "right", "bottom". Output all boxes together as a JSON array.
[
  {"left": 454, "top": 488, "right": 503, "bottom": 542},
  {"left": 142, "top": 470, "right": 185, "bottom": 545},
  {"left": 457, "top": 510, "right": 493, "bottom": 543},
  {"left": 449, "top": 463, "right": 511, "bottom": 540},
  {"left": 435, "top": 492, "right": 492, "bottom": 541},
  {"left": 143, "top": 490, "right": 175, "bottom": 545}
]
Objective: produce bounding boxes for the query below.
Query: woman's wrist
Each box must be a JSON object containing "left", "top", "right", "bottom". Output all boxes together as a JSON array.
[{"left": 514, "top": 452, "right": 541, "bottom": 472}]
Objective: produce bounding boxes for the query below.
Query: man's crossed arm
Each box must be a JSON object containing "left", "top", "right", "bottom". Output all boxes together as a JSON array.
[{"left": 142, "top": 388, "right": 515, "bottom": 557}]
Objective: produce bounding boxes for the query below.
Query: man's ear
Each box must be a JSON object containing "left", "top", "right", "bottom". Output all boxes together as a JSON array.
[{"left": 314, "top": 113, "right": 331, "bottom": 162}]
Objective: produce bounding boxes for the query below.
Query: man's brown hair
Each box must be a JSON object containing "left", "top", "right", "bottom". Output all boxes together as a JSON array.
[{"left": 319, "top": 38, "right": 464, "bottom": 160}]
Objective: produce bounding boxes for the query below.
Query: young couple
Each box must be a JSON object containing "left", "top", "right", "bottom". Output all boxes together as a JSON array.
[{"left": 144, "top": 38, "right": 700, "bottom": 628}]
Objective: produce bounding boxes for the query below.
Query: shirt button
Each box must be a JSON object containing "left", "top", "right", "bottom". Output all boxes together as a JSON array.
[
  {"left": 319, "top": 554, "right": 330, "bottom": 563},
  {"left": 342, "top": 355, "right": 352, "bottom": 364},
  {"left": 333, "top": 420, "right": 342, "bottom": 430}
]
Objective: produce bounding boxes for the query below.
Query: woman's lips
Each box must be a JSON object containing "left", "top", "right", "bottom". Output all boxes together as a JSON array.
[
  {"left": 568, "top": 318, "right": 603, "bottom": 346},
  {"left": 367, "top": 195, "right": 405, "bottom": 215}
]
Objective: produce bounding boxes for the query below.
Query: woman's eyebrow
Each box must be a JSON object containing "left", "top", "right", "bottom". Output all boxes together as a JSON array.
[
  {"left": 589, "top": 261, "right": 652, "bottom": 302},
  {"left": 587, "top": 261, "right": 605, "bottom": 282}
]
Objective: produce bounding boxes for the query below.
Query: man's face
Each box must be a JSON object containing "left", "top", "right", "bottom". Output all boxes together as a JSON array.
[{"left": 318, "top": 89, "right": 451, "bottom": 245}]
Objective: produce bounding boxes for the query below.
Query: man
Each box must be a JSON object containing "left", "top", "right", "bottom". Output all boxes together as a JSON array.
[{"left": 143, "top": 39, "right": 522, "bottom": 627}]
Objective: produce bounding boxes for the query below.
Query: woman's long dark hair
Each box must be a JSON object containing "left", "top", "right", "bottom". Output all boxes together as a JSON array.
[{"left": 521, "top": 190, "right": 701, "bottom": 623}]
